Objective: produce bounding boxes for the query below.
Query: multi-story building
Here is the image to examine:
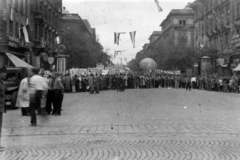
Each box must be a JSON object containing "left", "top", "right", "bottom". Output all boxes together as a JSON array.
[
  {"left": 0, "top": 0, "right": 63, "bottom": 69},
  {"left": 159, "top": 9, "right": 195, "bottom": 47},
  {"left": 190, "top": 0, "right": 240, "bottom": 76}
]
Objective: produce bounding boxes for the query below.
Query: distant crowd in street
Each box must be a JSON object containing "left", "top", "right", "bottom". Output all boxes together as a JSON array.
[
  {"left": 60, "top": 73, "right": 240, "bottom": 93},
  {"left": 15, "top": 70, "right": 240, "bottom": 126}
]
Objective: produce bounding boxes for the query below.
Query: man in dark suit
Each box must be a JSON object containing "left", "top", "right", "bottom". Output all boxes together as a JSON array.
[
  {"left": 88, "top": 74, "right": 95, "bottom": 94},
  {"left": 94, "top": 74, "right": 100, "bottom": 93}
]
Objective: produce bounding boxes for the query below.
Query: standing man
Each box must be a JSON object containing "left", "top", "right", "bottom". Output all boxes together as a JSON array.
[
  {"left": 186, "top": 77, "right": 192, "bottom": 91},
  {"left": 0, "top": 66, "right": 7, "bottom": 150},
  {"left": 46, "top": 73, "right": 55, "bottom": 115},
  {"left": 28, "top": 68, "right": 48, "bottom": 126},
  {"left": 88, "top": 74, "right": 95, "bottom": 94},
  {"left": 52, "top": 73, "right": 64, "bottom": 115},
  {"left": 94, "top": 74, "right": 101, "bottom": 94}
]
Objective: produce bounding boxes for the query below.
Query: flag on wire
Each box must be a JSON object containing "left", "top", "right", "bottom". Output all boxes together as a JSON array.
[
  {"left": 114, "top": 32, "right": 126, "bottom": 45},
  {"left": 22, "top": 26, "right": 29, "bottom": 42},
  {"left": 114, "top": 32, "right": 120, "bottom": 45},
  {"left": 129, "top": 31, "right": 136, "bottom": 48},
  {"left": 154, "top": 0, "right": 163, "bottom": 12},
  {"left": 10, "top": 6, "right": 14, "bottom": 21}
]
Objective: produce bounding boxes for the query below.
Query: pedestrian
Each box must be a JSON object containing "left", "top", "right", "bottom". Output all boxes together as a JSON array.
[
  {"left": 28, "top": 68, "right": 48, "bottom": 126},
  {"left": 64, "top": 74, "right": 71, "bottom": 92},
  {"left": 94, "top": 74, "right": 101, "bottom": 93},
  {"left": 88, "top": 74, "right": 95, "bottom": 94},
  {"left": 52, "top": 73, "right": 64, "bottom": 115},
  {"left": 16, "top": 77, "right": 30, "bottom": 116},
  {"left": 71, "top": 75, "right": 77, "bottom": 93},
  {"left": 46, "top": 73, "right": 55, "bottom": 115},
  {"left": 186, "top": 77, "right": 191, "bottom": 91},
  {"left": 0, "top": 66, "right": 7, "bottom": 150}
]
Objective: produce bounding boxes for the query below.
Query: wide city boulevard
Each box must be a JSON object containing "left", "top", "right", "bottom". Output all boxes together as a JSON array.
[{"left": 1, "top": 88, "right": 240, "bottom": 160}]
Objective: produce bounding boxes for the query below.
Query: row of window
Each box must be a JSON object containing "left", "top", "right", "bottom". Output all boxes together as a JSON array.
[
  {"left": 30, "top": 0, "right": 62, "bottom": 31},
  {"left": 196, "top": 32, "right": 230, "bottom": 50},
  {"left": 194, "top": 2, "right": 230, "bottom": 21}
]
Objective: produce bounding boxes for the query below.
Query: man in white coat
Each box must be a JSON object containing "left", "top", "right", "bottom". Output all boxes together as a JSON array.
[{"left": 16, "top": 77, "right": 30, "bottom": 116}]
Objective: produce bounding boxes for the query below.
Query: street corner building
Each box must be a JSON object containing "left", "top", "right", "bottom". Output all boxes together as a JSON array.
[
  {"left": 0, "top": 0, "right": 67, "bottom": 72},
  {"left": 190, "top": 0, "right": 240, "bottom": 76}
]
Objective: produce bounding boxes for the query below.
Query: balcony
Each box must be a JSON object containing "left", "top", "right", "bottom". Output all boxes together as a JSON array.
[{"left": 34, "top": 11, "right": 44, "bottom": 24}]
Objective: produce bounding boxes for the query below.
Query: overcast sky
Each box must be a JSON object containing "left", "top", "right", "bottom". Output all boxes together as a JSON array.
[{"left": 62, "top": 0, "right": 195, "bottom": 64}]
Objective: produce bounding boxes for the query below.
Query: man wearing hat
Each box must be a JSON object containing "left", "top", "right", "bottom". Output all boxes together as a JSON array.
[{"left": 0, "top": 66, "right": 7, "bottom": 150}]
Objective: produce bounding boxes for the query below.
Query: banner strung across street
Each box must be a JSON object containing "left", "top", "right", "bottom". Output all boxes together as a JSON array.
[{"left": 155, "top": 69, "right": 181, "bottom": 75}]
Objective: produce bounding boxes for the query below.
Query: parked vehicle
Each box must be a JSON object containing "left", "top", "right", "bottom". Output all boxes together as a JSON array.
[{"left": 4, "top": 67, "right": 28, "bottom": 109}]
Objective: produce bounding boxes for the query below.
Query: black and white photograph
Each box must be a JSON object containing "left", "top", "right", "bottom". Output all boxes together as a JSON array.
[{"left": 0, "top": 0, "right": 240, "bottom": 159}]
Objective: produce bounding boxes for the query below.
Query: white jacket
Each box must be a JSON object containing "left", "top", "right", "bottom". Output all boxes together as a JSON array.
[{"left": 16, "top": 78, "right": 29, "bottom": 108}]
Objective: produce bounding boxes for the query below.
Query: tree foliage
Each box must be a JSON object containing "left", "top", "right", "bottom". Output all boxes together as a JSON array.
[
  {"left": 62, "top": 20, "right": 110, "bottom": 69},
  {"left": 128, "top": 38, "right": 219, "bottom": 73}
]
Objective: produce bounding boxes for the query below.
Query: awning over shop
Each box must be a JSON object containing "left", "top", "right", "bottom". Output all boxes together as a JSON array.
[
  {"left": 233, "top": 64, "right": 240, "bottom": 71},
  {"left": 5, "top": 52, "right": 33, "bottom": 68}
]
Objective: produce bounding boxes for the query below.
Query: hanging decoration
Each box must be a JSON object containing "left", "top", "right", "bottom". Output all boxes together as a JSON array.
[
  {"left": 114, "top": 32, "right": 126, "bottom": 45},
  {"left": 129, "top": 31, "right": 136, "bottom": 48},
  {"left": 154, "top": 0, "right": 163, "bottom": 12}
]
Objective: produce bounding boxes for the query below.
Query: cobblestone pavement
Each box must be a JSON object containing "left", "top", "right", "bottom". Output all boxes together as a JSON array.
[{"left": 1, "top": 88, "right": 240, "bottom": 160}]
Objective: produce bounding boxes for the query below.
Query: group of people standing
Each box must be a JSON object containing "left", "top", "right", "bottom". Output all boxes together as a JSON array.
[
  {"left": 16, "top": 68, "right": 65, "bottom": 126},
  {"left": 62, "top": 73, "right": 240, "bottom": 93}
]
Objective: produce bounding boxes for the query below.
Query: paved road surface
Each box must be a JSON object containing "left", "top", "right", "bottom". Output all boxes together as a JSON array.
[{"left": 1, "top": 88, "right": 240, "bottom": 160}]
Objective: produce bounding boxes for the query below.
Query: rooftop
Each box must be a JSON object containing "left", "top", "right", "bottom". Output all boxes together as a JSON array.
[{"left": 160, "top": 9, "right": 194, "bottom": 26}]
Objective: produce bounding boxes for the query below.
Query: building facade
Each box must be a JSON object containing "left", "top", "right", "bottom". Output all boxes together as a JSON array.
[
  {"left": 149, "top": 31, "right": 162, "bottom": 44},
  {"left": 191, "top": 0, "right": 240, "bottom": 76},
  {"left": 159, "top": 9, "right": 195, "bottom": 47},
  {"left": 0, "top": 0, "right": 63, "bottom": 70}
]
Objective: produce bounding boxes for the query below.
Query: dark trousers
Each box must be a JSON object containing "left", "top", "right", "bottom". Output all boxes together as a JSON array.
[
  {"left": 53, "top": 89, "right": 62, "bottom": 115},
  {"left": 29, "top": 90, "right": 42, "bottom": 125},
  {"left": 21, "top": 108, "right": 29, "bottom": 116},
  {"left": 186, "top": 82, "right": 191, "bottom": 91},
  {"left": 95, "top": 84, "right": 100, "bottom": 93},
  {"left": 46, "top": 90, "right": 55, "bottom": 114}
]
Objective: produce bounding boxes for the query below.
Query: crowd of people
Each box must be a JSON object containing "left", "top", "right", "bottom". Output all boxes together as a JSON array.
[
  {"left": 60, "top": 73, "right": 240, "bottom": 93},
  {"left": 16, "top": 68, "right": 65, "bottom": 126},
  {"left": 14, "top": 70, "right": 240, "bottom": 126}
]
